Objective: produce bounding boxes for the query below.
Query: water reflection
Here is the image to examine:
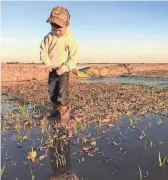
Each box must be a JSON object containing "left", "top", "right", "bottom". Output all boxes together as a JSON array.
[{"left": 49, "top": 125, "right": 79, "bottom": 180}]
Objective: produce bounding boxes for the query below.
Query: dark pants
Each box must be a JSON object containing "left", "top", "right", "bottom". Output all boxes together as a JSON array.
[{"left": 48, "top": 70, "right": 69, "bottom": 107}]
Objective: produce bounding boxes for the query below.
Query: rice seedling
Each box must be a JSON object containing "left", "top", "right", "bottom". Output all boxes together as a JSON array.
[
  {"left": 40, "top": 135, "right": 44, "bottom": 145},
  {"left": 53, "top": 152, "right": 67, "bottom": 168},
  {"left": 144, "top": 125, "right": 148, "bottom": 132},
  {"left": 144, "top": 140, "right": 147, "bottom": 150},
  {"left": 98, "top": 119, "right": 103, "bottom": 127},
  {"left": 1, "top": 121, "right": 7, "bottom": 135},
  {"left": 129, "top": 118, "right": 133, "bottom": 127},
  {"left": 15, "top": 121, "right": 23, "bottom": 145},
  {"left": 81, "top": 136, "right": 88, "bottom": 144},
  {"left": 158, "top": 141, "right": 163, "bottom": 144},
  {"left": 138, "top": 166, "right": 143, "bottom": 180},
  {"left": 32, "top": 104, "right": 36, "bottom": 114},
  {"left": 41, "top": 118, "right": 48, "bottom": 135},
  {"left": 150, "top": 141, "right": 153, "bottom": 148},
  {"left": 158, "top": 152, "right": 167, "bottom": 167},
  {"left": 152, "top": 113, "right": 155, "bottom": 119},
  {"left": 29, "top": 166, "right": 35, "bottom": 180},
  {"left": 73, "top": 121, "right": 87, "bottom": 133},
  {"left": 0, "top": 165, "right": 6, "bottom": 176},
  {"left": 126, "top": 110, "right": 133, "bottom": 116},
  {"left": 157, "top": 119, "right": 163, "bottom": 127}
]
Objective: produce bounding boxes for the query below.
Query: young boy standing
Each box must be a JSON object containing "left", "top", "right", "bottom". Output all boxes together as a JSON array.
[{"left": 40, "top": 6, "right": 78, "bottom": 124}]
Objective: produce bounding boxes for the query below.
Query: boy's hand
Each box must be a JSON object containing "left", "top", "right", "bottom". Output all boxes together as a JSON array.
[
  {"left": 47, "top": 67, "right": 52, "bottom": 72},
  {"left": 56, "top": 67, "right": 64, "bottom": 76}
]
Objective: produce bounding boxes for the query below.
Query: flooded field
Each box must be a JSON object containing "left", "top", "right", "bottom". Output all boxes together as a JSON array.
[
  {"left": 1, "top": 76, "right": 168, "bottom": 180},
  {"left": 79, "top": 76, "right": 168, "bottom": 89}
]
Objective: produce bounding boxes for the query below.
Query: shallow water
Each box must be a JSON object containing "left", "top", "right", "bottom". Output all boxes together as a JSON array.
[
  {"left": 1, "top": 95, "right": 168, "bottom": 180},
  {"left": 1, "top": 94, "right": 48, "bottom": 119},
  {"left": 71, "top": 115, "right": 168, "bottom": 180},
  {"left": 79, "top": 76, "right": 168, "bottom": 88}
]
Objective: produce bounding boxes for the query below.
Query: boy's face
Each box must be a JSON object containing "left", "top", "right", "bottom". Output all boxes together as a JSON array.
[{"left": 51, "top": 23, "right": 69, "bottom": 38}]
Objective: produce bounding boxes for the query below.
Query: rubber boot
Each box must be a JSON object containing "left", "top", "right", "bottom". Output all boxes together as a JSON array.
[{"left": 58, "top": 106, "right": 70, "bottom": 125}]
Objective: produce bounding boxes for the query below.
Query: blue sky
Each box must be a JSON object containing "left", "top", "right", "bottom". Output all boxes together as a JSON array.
[{"left": 1, "top": 1, "right": 168, "bottom": 63}]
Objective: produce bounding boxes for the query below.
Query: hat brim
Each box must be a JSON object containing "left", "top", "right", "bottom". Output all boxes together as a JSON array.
[
  {"left": 46, "top": 18, "right": 50, "bottom": 23},
  {"left": 46, "top": 17, "right": 65, "bottom": 27}
]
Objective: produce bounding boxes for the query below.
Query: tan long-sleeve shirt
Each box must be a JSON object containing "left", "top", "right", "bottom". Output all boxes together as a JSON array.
[{"left": 40, "top": 29, "right": 78, "bottom": 73}]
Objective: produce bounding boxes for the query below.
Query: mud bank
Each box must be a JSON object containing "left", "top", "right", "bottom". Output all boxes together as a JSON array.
[{"left": 1, "top": 63, "right": 168, "bottom": 82}]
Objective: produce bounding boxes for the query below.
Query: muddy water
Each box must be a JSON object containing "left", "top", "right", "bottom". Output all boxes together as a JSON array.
[
  {"left": 1, "top": 95, "right": 168, "bottom": 180},
  {"left": 70, "top": 115, "right": 168, "bottom": 180},
  {"left": 79, "top": 76, "right": 168, "bottom": 88}
]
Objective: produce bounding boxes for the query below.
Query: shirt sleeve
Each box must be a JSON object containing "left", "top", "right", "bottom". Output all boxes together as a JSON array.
[
  {"left": 40, "top": 34, "right": 52, "bottom": 66},
  {"left": 61, "top": 35, "right": 78, "bottom": 72}
]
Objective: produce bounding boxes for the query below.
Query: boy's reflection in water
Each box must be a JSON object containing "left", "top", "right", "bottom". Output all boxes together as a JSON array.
[{"left": 49, "top": 125, "right": 79, "bottom": 180}]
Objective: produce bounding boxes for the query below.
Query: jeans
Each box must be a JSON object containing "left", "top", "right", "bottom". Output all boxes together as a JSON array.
[{"left": 48, "top": 70, "right": 69, "bottom": 106}]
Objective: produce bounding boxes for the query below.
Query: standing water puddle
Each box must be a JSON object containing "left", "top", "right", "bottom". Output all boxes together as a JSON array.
[
  {"left": 79, "top": 76, "right": 168, "bottom": 88},
  {"left": 70, "top": 115, "right": 168, "bottom": 180},
  {"left": 1, "top": 93, "right": 168, "bottom": 179}
]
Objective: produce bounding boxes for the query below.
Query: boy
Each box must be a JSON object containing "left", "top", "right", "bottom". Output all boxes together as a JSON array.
[{"left": 40, "top": 6, "right": 78, "bottom": 124}]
